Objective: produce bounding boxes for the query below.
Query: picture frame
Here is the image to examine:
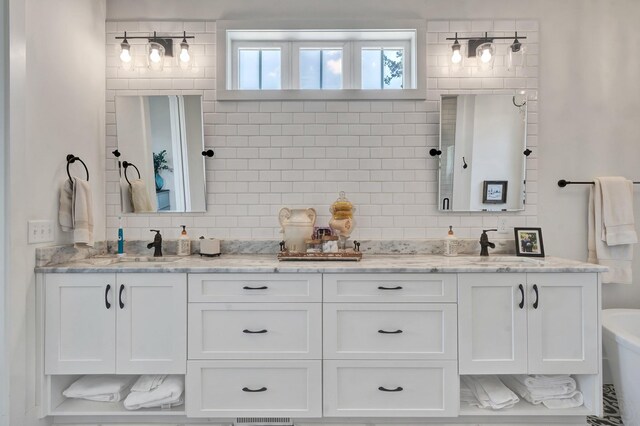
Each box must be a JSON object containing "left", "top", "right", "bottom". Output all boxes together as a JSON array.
[
  {"left": 482, "top": 180, "right": 508, "bottom": 204},
  {"left": 514, "top": 227, "right": 545, "bottom": 257}
]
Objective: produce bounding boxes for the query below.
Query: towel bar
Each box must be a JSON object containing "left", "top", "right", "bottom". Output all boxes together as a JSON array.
[{"left": 558, "top": 179, "right": 640, "bottom": 187}]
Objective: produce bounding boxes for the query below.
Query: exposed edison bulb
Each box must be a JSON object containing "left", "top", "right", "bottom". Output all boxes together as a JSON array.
[
  {"left": 480, "top": 47, "right": 492, "bottom": 63},
  {"left": 120, "top": 45, "right": 131, "bottom": 63},
  {"left": 179, "top": 47, "right": 190, "bottom": 63},
  {"left": 476, "top": 42, "right": 495, "bottom": 70},
  {"left": 451, "top": 49, "right": 462, "bottom": 64}
]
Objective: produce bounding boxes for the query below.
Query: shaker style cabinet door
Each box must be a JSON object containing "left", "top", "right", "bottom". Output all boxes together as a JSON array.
[
  {"left": 115, "top": 273, "right": 187, "bottom": 374},
  {"left": 527, "top": 273, "right": 599, "bottom": 374},
  {"left": 458, "top": 273, "right": 528, "bottom": 374},
  {"left": 45, "top": 273, "right": 117, "bottom": 374}
]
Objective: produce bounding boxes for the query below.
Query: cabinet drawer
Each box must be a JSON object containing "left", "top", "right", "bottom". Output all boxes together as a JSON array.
[
  {"left": 324, "top": 304, "right": 457, "bottom": 360},
  {"left": 188, "top": 273, "right": 321, "bottom": 302},
  {"left": 323, "top": 360, "right": 458, "bottom": 417},
  {"left": 323, "top": 274, "right": 457, "bottom": 302},
  {"left": 188, "top": 303, "right": 321, "bottom": 359},
  {"left": 186, "top": 360, "right": 322, "bottom": 418}
]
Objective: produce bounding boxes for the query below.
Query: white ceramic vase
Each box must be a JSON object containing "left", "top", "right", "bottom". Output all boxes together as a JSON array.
[{"left": 278, "top": 207, "right": 317, "bottom": 253}]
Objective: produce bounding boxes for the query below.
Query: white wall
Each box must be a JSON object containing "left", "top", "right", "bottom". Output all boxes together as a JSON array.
[{"left": 7, "top": 1, "right": 106, "bottom": 424}]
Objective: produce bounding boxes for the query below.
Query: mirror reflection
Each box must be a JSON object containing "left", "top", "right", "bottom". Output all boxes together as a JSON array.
[
  {"left": 438, "top": 94, "right": 527, "bottom": 212},
  {"left": 115, "top": 95, "right": 207, "bottom": 213}
]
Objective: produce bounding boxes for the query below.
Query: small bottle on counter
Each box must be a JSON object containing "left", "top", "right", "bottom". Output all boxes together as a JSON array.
[
  {"left": 444, "top": 226, "right": 459, "bottom": 257},
  {"left": 177, "top": 225, "right": 191, "bottom": 256},
  {"left": 117, "top": 216, "right": 125, "bottom": 256}
]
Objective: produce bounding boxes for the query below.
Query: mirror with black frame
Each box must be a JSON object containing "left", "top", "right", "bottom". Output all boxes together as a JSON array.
[
  {"left": 115, "top": 95, "right": 207, "bottom": 213},
  {"left": 438, "top": 94, "right": 527, "bottom": 212}
]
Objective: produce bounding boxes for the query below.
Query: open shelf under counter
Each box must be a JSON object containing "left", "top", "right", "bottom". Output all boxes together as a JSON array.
[
  {"left": 459, "top": 399, "right": 594, "bottom": 417},
  {"left": 49, "top": 397, "right": 185, "bottom": 416}
]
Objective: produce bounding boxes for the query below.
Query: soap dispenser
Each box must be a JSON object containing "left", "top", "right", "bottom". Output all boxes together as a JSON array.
[
  {"left": 444, "top": 226, "right": 459, "bottom": 257},
  {"left": 177, "top": 225, "right": 191, "bottom": 256}
]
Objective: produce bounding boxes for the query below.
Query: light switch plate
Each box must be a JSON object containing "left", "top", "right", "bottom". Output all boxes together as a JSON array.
[{"left": 28, "top": 220, "right": 54, "bottom": 244}]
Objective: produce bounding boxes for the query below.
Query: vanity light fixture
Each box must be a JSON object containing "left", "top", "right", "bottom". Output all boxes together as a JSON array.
[
  {"left": 450, "top": 33, "right": 463, "bottom": 65},
  {"left": 115, "top": 31, "right": 196, "bottom": 71},
  {"left": 445, "top": 31, "right": 527, "bottom": 71}
]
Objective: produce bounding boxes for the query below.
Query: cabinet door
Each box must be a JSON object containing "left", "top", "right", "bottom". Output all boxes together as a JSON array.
[
  {"left": 45, "top": 273, "right": 116, "bottom": 374},
  {"left": 458, "top": 273, "right": 527, "bottom": 374},
  {"left": 116, "top": 273, "right": 187, "bottom": 374},
  {"left": 527, "top": 273, "right": 599, "bottom": 374}
]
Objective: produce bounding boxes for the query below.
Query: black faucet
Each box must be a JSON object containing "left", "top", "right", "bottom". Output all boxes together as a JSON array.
[
  {"left": 479, "top": 229, "right": 497, "bottom": 256},
  {"left": 147, "top": 230, "right": 163, "bottom": 257}
]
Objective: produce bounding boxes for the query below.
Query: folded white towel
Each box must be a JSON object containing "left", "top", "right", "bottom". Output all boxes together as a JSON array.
[
  {"left": 131, "top": 374, "right": 167, "bottom": 393},
  {"left": 129, "top": 179, "right": 154, "bottom": 213},
  {"left": 502, "top": 375, "right": 584, "bottom": 409},
  {"left": 124, "top": 375, "right": 184, "bottom": 410},
  {"left": 72, "top": 178, "right": 94, "bottom": 247},
  {"left": 63, "top": 375, "right": 136, "bottom": 402},
  {"left": 59, "top": 180, "right": 74, "bottom": 231},
  {"left": 589, "top": 179, "right": 634, "bottom": 284},
  {"left": 599, "top": 177, "right": 637, "bottom": 246},
  {"left": 461, "top": 375, "right": 519, "bottom": 410}
]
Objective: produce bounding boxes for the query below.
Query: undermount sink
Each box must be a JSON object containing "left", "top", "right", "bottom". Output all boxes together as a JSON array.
[
  {"left": 452, "top": 256, "right": 543, "bottom": 265},
  {"left": 87, "top": 255, "right": 185, "bottom": 266}
]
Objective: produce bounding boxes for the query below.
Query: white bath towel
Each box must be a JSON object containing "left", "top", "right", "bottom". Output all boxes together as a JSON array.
[
  {"left": 129, "top": 179, "right": 154, "bottom": 213},
  {"left": 124, "top": 375, "right": 184, "bottom": 410},
  {"left": 599, "top": 177, "right": 637, "bottom": 246},
  {"left": 461, "top": 375, "right": 519, "bottom": 410},
  {"left": 589, "top": 178, "right": 635, "bottom": 284},
  {"left": 63, "top": 375, "right": 136, "bottom": 402},
  {"left": 502, "top": 375, "right": 583, "bottom": 409},
  {"left": 59, "top": 177, "right": 94, "bottom": 247},
  {"left": 131, "top": 374, "right": 167, "bottom": 393}
]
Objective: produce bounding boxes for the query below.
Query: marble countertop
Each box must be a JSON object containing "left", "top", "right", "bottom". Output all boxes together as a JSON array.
[{"left": 34, "top": 254, "right": 608, "bottom": 274}]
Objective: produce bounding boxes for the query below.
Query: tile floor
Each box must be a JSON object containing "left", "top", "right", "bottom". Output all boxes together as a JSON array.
[{"left": 588, "top": 384, "right": 623, "bottom": 425}]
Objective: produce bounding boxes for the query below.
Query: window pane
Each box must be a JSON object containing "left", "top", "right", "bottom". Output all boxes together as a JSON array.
[
  {"left": 261, "top": 49, "right": 281, "bottom": 90},
  {"left": 383, "top": 49, "right": 403, "bottom": 89},
  {"left": 322, "top": 49, "right": 342, "bottom": 89},
  {"left": 300, "top": 49, "right": 321, "bottom": 89},
  {"left": 361, "top": 48, "right": 382, "bottom": 89},
  {"left": 239, "top": 49, "right": 260, "bottom": 90}
]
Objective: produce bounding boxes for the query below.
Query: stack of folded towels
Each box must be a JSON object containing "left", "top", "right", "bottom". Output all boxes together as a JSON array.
[
  {"left": 460, "top": 375, "right": 520, "bottom": 410},
  {"left": 501, "top": 375, "right": 584, "bottom": 409},
  {"left": 62, "top": 374, "right": 184, "bottom": 410}
]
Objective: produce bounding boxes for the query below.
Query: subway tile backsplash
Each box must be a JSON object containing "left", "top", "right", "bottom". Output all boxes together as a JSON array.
[{"left": 105, "top": 20, "right": 539, "bottom": 241}]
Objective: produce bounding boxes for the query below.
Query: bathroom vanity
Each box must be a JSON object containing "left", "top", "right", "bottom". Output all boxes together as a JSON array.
[{"left": 36, "top": 254, "right": 606, "bottom": 425}]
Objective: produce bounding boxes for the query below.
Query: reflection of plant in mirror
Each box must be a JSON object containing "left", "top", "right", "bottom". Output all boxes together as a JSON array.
[{"left": 153, "top": 150, "right": 173, "bottom": 175}]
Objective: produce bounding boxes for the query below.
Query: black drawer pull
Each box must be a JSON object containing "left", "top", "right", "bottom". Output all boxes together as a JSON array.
[
  {"left": 243, "top": 285, "right": 268, "bottom": 290},
  {"left": 104, "top": 284, "right": 111, "bottom": 309},
  {"left": 532, "top": 284, "right": 539, "bottom": 309},
  {"left": 119, "top": 284, "right": 125, "bottom": 309},
  {"left": 378, "top": 386, "right": 403, "bottom": 392},
  {"left": 378, "top": 286, "right": 403, "bottom": 290},
  {"left": 243, "top": 329, "right": 268, "bottom": 334},
  {"left": 518, "top": 284, "right": 525, "bottom": 309},
  {"left": 378, "top": 329, "right": 403, "bottom": 334},
  {"left": 242, "top": 386, "right": 267, "bottom": 392}
]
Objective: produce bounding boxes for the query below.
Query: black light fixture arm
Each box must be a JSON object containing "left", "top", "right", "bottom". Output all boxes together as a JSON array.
[
  {"left": 445, "top": 31, "right": 527, "bottom": 41},
  {"left": 115, "top": 31, "right": 195, "bottom": 40}
]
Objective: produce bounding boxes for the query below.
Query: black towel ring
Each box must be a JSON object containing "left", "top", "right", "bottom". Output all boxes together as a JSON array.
[
  {"left": 122, "top": 161, "right": 141, "bottom": 186},
  {"left": 66, "top": 154, "right": 89, "bottom": 184}
]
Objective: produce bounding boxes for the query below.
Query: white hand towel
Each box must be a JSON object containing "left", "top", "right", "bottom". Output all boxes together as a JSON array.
[
  {"left": 131, "top": 374, "right": 167, "bottom": 393},
  {"left": 63, "top": 375, "right": 136, "bottom": 402},
  {"left": 124, "top": 375, "right": 184, "bottom": 410},
  {"left": 589, "top": 179, "right": 634, "bottom": 284},
  {"left": 502, "top": 375, "right": 583, "bottom": 409},
  {"left": 461, "top": 375, "right": 519, "bottom": 410},
  {"left": 541, "top": 392, "right": 584, "bottom": 409},
  {"left": 599, "top": 177, "right": 637, "bottom": 246},
  {"left": 59, "top": 180, "right": 74, "bottom": 232},
  {"left": 129, "top": 179, "right": 154, "bottom": 213},
  {"left": 72, "top": 177, "right": 94, "bottom": 247}
]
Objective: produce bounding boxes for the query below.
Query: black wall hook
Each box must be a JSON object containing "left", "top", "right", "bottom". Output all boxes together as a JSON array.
[
  {"left": 66, "top": 154, "right": 89, "bottom": 184},
  {"left": 462, "top": 157, "right": 468, "bottom": 169},
  {"left": 429, "top": 148, "right": 442, "bottom": 157},
  {"left": 112, "top": 149, "right": 121, "bottom": 158},
  {"left": 524, "top": 149, "right": 532, "bottom": 156},
  {"left": 202, "top": 149, "right": 214, "bottom": 157}
]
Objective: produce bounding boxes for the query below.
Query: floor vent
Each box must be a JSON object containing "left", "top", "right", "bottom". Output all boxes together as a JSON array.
[{"left": 235, "top": 417, "right": 293, "bottom": 426}]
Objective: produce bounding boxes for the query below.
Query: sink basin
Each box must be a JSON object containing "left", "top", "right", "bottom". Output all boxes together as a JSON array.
[
  {"left": 87, "top": 256, "right": 185, "bottom": 266},
  {"left": 453, "top": 256, "right": 543, "bottom": 265}
]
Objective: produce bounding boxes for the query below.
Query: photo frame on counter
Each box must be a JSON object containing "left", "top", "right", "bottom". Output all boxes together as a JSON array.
[
  {"left": 482, "top": 180, "right": 508, "bottom": 204},
  {"left": 514, "top": 227, "right": 545, "bottom": 257}
]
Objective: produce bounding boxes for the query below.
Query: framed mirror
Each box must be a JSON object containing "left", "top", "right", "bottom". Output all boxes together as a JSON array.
[
  {"left": 438, "top": 94, "right": 527, "bottom": 212},
  {"left": 115, "top": 95, "right": 207, "bottom": 213}
]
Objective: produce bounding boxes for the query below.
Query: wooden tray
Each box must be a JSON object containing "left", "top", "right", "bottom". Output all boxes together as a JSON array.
[{"left": 277, "top": 251, "right": 362, "bottom": 261}]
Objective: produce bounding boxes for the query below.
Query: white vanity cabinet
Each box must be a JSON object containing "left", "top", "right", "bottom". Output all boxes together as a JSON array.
[
  {"left": 458, "top": 272, "right": 599, "bottom": 375},
  {"left": 45, "top": 273, "right": 186, "bottom": 375}
]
